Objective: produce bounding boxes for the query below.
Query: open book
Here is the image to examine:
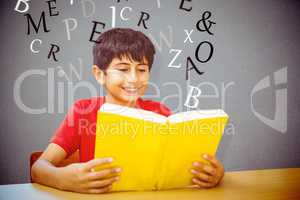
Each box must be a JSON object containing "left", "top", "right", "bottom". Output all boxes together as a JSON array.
[{"left": 94, "top": 103, "right": 229, "bottom": 191}]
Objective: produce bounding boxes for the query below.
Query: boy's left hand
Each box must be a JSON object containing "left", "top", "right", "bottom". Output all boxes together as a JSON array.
[{"left": 190, "top": 154, "right": 224, "bottom": 188}]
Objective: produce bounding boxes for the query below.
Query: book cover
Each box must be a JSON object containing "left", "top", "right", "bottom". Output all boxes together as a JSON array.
[{"left": 94, "top": 103, "right": 229, "bottom": 191}]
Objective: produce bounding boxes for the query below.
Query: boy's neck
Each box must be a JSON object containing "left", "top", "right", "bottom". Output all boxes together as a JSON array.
[{"left": 104, "top": 95, "right": 139, "bottom": 108}]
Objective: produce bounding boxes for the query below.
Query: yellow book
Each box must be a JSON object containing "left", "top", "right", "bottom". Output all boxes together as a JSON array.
[{"left": 94, "top": 103, "right": 229, "bottom": 191}]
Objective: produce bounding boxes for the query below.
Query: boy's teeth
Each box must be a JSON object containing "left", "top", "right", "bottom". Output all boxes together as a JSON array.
[
  {"left": 124, "top": 87, "right": 138, "bottom": 92},
  {"left": 125, "top": 88, "right": 137, "bottom": 91}
]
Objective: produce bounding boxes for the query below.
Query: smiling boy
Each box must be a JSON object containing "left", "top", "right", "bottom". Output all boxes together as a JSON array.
[{"left": 31, "top": 28, "right": 224, "bottom": 193}]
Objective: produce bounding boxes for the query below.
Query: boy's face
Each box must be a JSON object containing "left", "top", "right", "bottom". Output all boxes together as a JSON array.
[{"left": 93, "top": 55, "right": 150, "bottom": 107}]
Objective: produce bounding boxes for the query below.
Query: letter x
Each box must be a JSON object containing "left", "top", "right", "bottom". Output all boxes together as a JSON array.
[{"left": 184, "top": 29, "right": 194, "bottom": 43}]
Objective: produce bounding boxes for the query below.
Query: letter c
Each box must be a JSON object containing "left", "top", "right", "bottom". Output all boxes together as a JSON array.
[{"left": 30, "top": 39, "right": 42, "bottom": 53}]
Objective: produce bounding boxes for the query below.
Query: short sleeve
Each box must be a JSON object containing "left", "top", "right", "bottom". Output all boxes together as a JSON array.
[
  {"left": 50, "top": 102, "right": 82, "bottom": 158},
  {"left": 137, "top": 98, "right": 173, "bottom": 117},
  {"left": 158, "top": 103, "right": 172, "bottom": 117}
]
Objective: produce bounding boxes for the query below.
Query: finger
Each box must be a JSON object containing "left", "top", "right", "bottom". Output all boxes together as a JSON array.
[
  {"left": 192, "top": 178, "right": 214, "bottom": 188},
  {"left": 202, "top": 154, "right": 222, "bottom": 169},
  {"left": 191, "top": 170, "right": 214, "bottom": 183},
  {"left": 83, "top": 158, "right": 113, "bottom": 172},
  {"left": 192, "top": 162, "right": 217, "bottom": 176},
  {"left": 87, "top": 185, "right": 112, "bottom": 194},
  {"left": 193, "top": 163, "right": 224, "bottom": 185},
  {"left": 86, "top": 167, "right": 122, "bottom": 181},
  {"left": 87, "top": 176, "right": 119, "bottom": 189}
]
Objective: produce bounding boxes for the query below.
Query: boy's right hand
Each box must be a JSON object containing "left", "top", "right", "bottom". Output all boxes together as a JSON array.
[{"left": 57, "top": 157, "right": 121, "bottom": 194}]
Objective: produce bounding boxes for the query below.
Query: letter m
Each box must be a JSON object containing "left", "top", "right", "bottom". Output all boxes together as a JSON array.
[{"left": 24, "top": 11, "right": 50, "bottom": 35}]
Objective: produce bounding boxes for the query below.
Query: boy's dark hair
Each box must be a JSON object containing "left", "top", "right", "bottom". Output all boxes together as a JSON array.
[{"left": 93, "top": 28, "right": 155, "bottom": 70}]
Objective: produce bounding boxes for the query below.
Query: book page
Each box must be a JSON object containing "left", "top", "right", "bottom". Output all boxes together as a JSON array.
[
  {"left": 168, "top": 109, "right": 228, "bottom": 124},
  {"left": 100, "top": 103, "right": 168, "bottom": 124}
]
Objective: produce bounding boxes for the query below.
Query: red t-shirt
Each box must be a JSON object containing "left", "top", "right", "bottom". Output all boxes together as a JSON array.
[{"left": 50, "top": 96, "right": 172, "bottom": 162}]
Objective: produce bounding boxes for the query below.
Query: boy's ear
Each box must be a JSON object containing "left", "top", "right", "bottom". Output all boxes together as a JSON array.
[{"left": 92, "top": 65, "right": 105, "bottom": 85}]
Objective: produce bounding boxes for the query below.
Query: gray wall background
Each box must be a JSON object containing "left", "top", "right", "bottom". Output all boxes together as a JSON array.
[{"left": 1, "top": 0, "right": 300, "bottom": 184}]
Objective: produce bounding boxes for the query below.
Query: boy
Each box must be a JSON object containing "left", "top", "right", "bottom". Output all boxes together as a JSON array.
[{"left": 31, "top": 28, "right": 224, "bottom": 193}]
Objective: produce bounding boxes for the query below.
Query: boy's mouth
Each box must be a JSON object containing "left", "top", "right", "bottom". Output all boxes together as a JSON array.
[{"left": 122, "top": 87, "right": 139, "bottom": 95}]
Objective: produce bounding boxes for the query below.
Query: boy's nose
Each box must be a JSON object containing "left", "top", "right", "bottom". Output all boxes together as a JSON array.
[{"left": 127, "top": 70, "right": 138, "bottom": 82}]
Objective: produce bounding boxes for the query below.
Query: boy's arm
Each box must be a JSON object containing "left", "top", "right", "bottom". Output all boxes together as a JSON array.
[
  {"left": 30, "top": 143, "right": 69, "bottom": 189},
  {"left": 31, "top": 143, "right": 122, "bottom": 193}
]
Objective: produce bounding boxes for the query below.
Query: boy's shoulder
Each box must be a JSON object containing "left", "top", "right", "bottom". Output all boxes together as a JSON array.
[
  {"left": 74, "top": 97, "right": 104, "bottom": 108},
  {"left": 71, "top": 97, "right": 105, "bottom": 115}
]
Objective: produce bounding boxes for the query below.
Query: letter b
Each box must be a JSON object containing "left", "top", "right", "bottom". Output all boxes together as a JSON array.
[
  {"left": 184, "top": 85, "right": 202, "bottom": 108},
  {"left": 15, "top": 0, "right": 31, "bottom": 13}
]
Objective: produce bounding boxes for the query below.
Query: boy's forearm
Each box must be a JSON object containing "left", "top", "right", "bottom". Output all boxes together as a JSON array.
[{"left": 31, "top": 159, "right": 63, "bottom": 190}]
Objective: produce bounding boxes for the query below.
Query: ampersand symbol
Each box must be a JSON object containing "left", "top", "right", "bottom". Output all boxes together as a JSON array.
[{"left": 196, "top": 11, "right": 216, "bottom": 35}]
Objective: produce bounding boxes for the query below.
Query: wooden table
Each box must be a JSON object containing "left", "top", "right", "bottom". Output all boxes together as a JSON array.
[{"left": 1, "top": 168, "right": 299, "bottom": 200}]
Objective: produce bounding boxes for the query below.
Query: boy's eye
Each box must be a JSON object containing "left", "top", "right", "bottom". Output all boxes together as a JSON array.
[
  {"left": 117, "top": 68, "right": 129, "bottom": 72},
  {"left": 138, "top": 69, "right": 147, "bottom": 72}
]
